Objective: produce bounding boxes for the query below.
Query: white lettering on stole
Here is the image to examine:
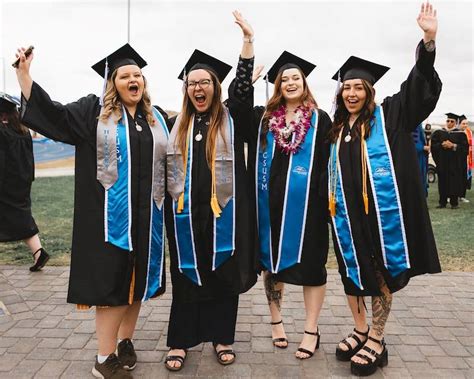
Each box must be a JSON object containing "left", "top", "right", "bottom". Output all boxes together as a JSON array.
[
  {"left": 293, "top": 165, "right": 308, "bottom": 176},
  {"left": 261, "top": 151, "right": 269, "bottom": 191},
  {"left": 116, "top": 133, "right": 122, "bottom": 163},
  {"left": 103, "top": 129, "right": 110, "bottom": 169},
  {"left": 374, "top": 167, "right": 390, "bottom": 177}
]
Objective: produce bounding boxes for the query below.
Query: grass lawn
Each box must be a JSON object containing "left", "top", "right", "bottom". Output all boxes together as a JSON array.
[{"left": 1, "top": 176, "right": 473, "bottom": 271}]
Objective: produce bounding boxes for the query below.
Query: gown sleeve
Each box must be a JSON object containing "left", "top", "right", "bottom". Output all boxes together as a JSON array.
[
  {"left": 227, "top": 56, "right": 256, "bottom": 142},
  {"left": 20, "top": 81, "right": 99, "bottom": 145},
  {"left": 382, "top": 40, "right": 442, "bottom": 133}
]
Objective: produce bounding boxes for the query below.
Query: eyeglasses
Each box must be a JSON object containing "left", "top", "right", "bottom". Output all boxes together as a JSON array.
[
  {"left": 187, "top": 79, "right": 213, "bottom": 90},
  {"left": 447, "top": 120, "right": 455, "bottom": 123}
]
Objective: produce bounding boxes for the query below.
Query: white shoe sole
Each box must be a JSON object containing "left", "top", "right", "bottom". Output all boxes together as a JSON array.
[{"left": 91, "top": 367, "right": 105, "bottom": 378}]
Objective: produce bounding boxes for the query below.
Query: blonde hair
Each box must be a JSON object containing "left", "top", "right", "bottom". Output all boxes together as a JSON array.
[{"left": 98, "top": 68, "right": 155, "bottom": 126}]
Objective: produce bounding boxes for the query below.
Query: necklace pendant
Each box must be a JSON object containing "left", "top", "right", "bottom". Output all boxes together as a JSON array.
[
  {"left": 344, "top": 134, "right": 351, "bottom": 143},
  {"left": 195, "top": 131, "right": 203, "bottom": 142},
  {"left": 135, "top": 123, "right": 142, "bottom": 132}
]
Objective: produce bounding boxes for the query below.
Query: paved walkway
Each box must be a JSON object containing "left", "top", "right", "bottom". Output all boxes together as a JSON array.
[{"left": 0, "top": 267, "right": 472, "bottom": 378}]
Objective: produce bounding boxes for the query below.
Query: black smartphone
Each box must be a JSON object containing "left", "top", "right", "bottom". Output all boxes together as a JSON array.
[{"left": 12, "top": 46, "right": 34, "bottom": 68}]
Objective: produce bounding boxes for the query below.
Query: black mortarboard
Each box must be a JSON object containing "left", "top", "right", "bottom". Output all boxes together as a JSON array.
[
  {"left": 178, "top": 49, "right": 232, "bottom": 83},
  {"left": 332, "top": 56, "right": 390, "bottom": 85},
  {"left": 265, "top": 51, "right": 316, "bottom": 84},
  {"left": 458, "top": 114, "right": 467, "bottom": 122},
  {"left": 91, "top": 43, "right": 147, "bottom": 79},
  {"left": 0, "top": 92, "right": 20, "bottom": 112},
  {"left": 445, "top": 113, "right": 459, "bottom": 121}
]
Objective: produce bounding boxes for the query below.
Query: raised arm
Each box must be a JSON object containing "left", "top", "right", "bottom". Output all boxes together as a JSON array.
[
  {"left": 383, "top": 2, "right": 442, "bottom": 132},
  {"left": 14, "top": 47, "right": 98, "bottom": 145}
]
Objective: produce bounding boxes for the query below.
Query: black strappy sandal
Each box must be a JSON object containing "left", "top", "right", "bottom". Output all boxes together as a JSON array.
[
  {"left": 29, "top": 248, "right": 50, "bottom": 272},
  {"left": 296, "top": 328, "right": 320, "bottom": 360},
  {"left": 336, "top": 326, "right": 370, "bottom": 361},
  {"left": 164, "top": 349, "right": 187, "bottom": 372},
  {"left": 213, "top": 343, "right": 236, "bottom": 366},
  {"left": 350, "top": 336, "right": 388, "bottom": 376},
  {"left": 270, "top": 320, "right": 288, "bottom": 349}
]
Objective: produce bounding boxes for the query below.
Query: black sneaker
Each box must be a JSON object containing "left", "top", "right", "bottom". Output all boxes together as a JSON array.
[
  {"left": 92, "top": 353, "right": 133, "bottom": 379},
  {"left": 117, "top": 339, "right": 137, "bottom": 370}
]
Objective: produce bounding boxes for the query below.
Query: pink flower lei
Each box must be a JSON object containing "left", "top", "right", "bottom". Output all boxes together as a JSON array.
[{"left": 268, "top": 104, "right": 312, "bottom": 154}]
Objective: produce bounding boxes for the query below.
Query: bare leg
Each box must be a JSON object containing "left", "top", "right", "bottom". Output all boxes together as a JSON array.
[
  {"left": 295, "top": 284, "right": 326, "bottom": 358},
  {"left": 351, "top": 270, "right": 392, "bottom": 364},
  {"left": 263, "top": 271, "right": 287, "bottom": 347},
  {"left": 96, "top": 305, "right": 129, "bottom": 356},
  {"left": 118, "top": 301, "right": 141, "bottom": 340},
  {"left": 24, "top": 234, "right": 42, "bottom": 263},
  {"left": 338, "top": 295, "right": 369, "bottom": 351}
]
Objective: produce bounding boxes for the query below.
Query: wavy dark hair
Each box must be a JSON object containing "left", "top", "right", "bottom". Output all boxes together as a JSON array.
[
  {"left": 260, "top": 67, "right": 317, "bottom": 147},
  {"left": 328, "top": 79, "right": 376, "bottom": 143},
  {"left": 175, "top": 69, "right": 226, "bottom": 168},
  {"left": 0, "top": 108, "right": 28, "bottom": 135}
]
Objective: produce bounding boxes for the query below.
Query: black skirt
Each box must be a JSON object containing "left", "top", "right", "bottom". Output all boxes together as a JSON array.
[{"left": 167, "top": 295, "right": 239, "bottom": 349}]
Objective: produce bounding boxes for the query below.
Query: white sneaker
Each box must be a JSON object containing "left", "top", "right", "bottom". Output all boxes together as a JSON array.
[{"left": 460, "top": 197, "right": 470, "bottom": 203}]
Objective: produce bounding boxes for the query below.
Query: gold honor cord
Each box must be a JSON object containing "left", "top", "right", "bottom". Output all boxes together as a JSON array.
[
  {"left": 328, "top": 124, "right": 369, "bottom": 217},
  {"left": 329, "top": 128, "right": 343, "bottom": 217},
  {"left": 177, "top": 119, "right": 193, "bottom": 214},
  {"left": 360, "top": 124, "right": 369, "bottom": 215},
  {"left": 210, "top": 139, "right": 223, "bottom": 218}
]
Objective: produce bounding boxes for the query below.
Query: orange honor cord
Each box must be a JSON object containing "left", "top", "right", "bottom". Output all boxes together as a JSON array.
[{"left": 177, "top": 119, "right": 194, "bottom": 213}]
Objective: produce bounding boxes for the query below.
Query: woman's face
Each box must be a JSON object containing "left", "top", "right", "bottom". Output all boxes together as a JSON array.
[
  {"left": 460, "top": 120, "right": 469, "bottom": 130},
  {"left": 114, "top": 65, "right": 144, "bottom": 107},
  {"left": 186, "top": 69, "right": 215, "bottom": 113},
  {"left": 342, "top": 79, "right": 367, "bottom": 116},
  {"left": 280, "top": 68, "right": 304, "bottom": 103}
]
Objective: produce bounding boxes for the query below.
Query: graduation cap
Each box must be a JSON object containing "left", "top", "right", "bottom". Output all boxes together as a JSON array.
[
  {"left": 332, "top": 56, "right": 390, "bottom": 85},
  {"left": 178, "top": 49, "right": 232, "bottom": 83},
  {"left": 91, "top": 43, "right": 147, "bottom": 79},
  {"left": 265, "top": 51, "right": 316, "bottom": 84},
  {"left": 445, "top": 113, "right": 459, "bottom": 122},
  {"left": 0, "top": 92, "right": 20, "bottom": 113},
  {"left": 458, "top": 114, "right": 467, "bottom": 122}
]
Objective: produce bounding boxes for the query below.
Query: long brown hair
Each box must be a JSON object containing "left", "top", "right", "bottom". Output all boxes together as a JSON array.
[
  {"left": 0, "top": 108, "right": 29, "bottom": 135},
  {"left": 98, "top": 68, "right": 155, "bottom": 126},
  {"left": 175, "top": 69, "right": 226, "bottom": 167},
  {"left": 328, "top": 79, "right": 376, "bottom": 143},
  {"left": 261, "top": 68, "right": 317, "bottom": 146}
]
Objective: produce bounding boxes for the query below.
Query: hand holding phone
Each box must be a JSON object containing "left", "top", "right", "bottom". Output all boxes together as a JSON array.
[{"left": 12, "top": 46, "right": 34, "bottom": 68}]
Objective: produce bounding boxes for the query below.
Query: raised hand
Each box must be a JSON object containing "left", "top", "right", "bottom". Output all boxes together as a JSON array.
[
  {"left": 14, "top": 47, "right": 34, "bottom": 100},
  {"left": 417, "top": 2, "right": 437, "bottom": 41},
  {"left": 233, "top": 10, "right": 254, "bottom": 38},
  {"left": 252, "top": 65, "right": 264, "bottom": 85}
]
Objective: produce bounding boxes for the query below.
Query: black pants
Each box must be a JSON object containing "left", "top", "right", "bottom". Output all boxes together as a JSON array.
[
  {"left": 438, "top": 173, "right": 459, "bottom": 206},
  {"left": 167, "top": 295, "right": 239, "bottom": 349}
]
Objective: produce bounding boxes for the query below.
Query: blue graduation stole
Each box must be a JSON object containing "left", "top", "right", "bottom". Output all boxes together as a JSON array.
[
  {"left": 172, "top": 113, "right": 236, "bottom": 285},
  {"left": 103, "top": 107, "right": 168, "bottom": 299},
  {"left": 256, "top": 110, "right": 318, "bottom": 273},
  {"left": 330, "top": 105, "right": 410, "bottom": 290}
]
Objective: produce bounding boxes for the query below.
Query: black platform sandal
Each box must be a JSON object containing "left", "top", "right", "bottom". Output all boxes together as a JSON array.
[
  {"left": 336, "top": 326, "right": 370, "bottom": 361},
  {"left": 29, "top": 248, "right": 50, "bottom": 272},
  {"left": 296, "top": 328, "right": 320, "bottom": 360},
  {"left": 213, "top": 343, "right": 236, "bottom": 366},
  {"left": 350, "top": 336, "right": 388, "bottom": 377},
  {"left": 270, "top": 320, "right": 288, "bottom": 349},
  {"left": 164, "top": 349, "right": 187, "bottom": 372}
]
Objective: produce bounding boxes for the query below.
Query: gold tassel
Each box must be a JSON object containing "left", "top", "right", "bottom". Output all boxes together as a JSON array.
[
  {"left": 210, "top": 195, "right": 222, "bottom": 217},
  {"left": 329, "top": 195, "right": 336, "bottom": 217},
  {"left": 363, "top": 193, "right": 369, "bottom": 215},
  {"left": 177, "top": 194, "right": 184, "bottom": 213}
]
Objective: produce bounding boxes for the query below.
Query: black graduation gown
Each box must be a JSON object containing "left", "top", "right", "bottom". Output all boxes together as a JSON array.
[
  {"left": 20, "top": 82, "right": 167, "bottom": 306},
  {"left": 430, "top": 127, "right": 468, "bottom": 203},
  {"left": 248, "top": 106, "right": 331, "bottom": 286},
  {"left": 333, "top": 41, "right": 442, "bottom": 296},
  {"left": 0, "top": 124, "right": 39, "bottom": 242},
  {"left": 164, "top": 57, "right": 258, "bottom": 348}
]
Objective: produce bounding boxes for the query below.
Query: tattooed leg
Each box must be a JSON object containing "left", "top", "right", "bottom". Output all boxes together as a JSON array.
[
  {"left": 351, "top": 269, "right": 392, "bottom": 364},
  {"left": 263, "top": 271, "right": 287, "bottom": 347}
]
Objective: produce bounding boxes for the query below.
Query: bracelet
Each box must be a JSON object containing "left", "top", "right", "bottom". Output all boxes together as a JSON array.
[{"left": 243, "top": 36, "right": 254, "bottom": 43}]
